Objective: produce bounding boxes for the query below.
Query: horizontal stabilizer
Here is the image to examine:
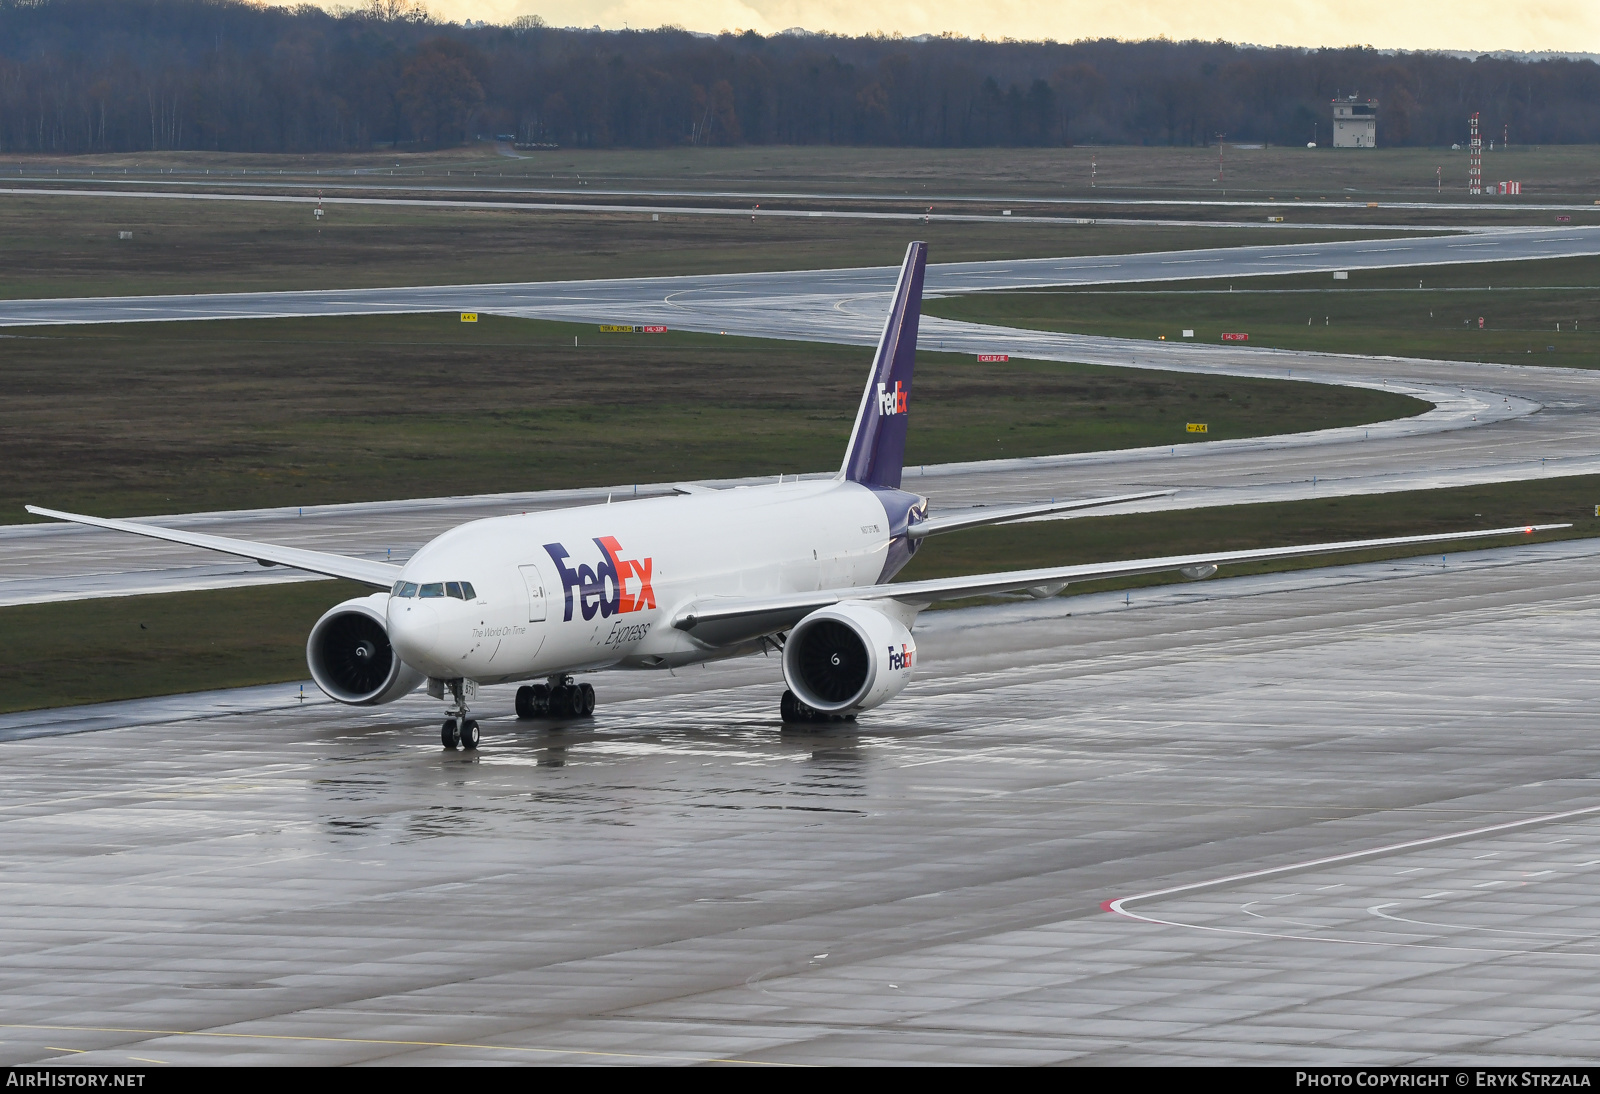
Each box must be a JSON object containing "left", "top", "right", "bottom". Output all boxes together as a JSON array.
[
  {"left": 908, "top": 491, "right": 1175, "bottom": 539},
  {"left": 25, "top": 505, "right": 401, "bottom": 589}
]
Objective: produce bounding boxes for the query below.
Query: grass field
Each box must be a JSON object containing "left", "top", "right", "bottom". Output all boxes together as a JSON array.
[
  {"left": 926, "top": 256, "right": 1600, "bottom": 367},
  {"left": 0, "top": 580, "right": 368, "bottom": 713},
  {"left": 0, "top": 192, "right": 1402, "bottom": 300},
  {"left": 2, "top": 313, "right": 1425, "bottom": 523},
  {"left": 8, "top": 143, "right": 1600, "bottom": 203},
  {"left": 3, "top": 475, "right": 1591, "bottom": 714}
]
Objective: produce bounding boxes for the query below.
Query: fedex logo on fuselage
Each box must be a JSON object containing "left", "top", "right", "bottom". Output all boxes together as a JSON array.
[
  {"left": 543, "top": 537, "right": 655, "bottom": 622},
  {"left": 877, "top": 380, "right": 907, "bottom": 416},
  {"left": 888, "top": 642, "right": 913, "bottom": 671}
]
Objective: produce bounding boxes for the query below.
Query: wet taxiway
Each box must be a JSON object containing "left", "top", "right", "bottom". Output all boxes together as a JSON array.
[{"left": 3, "top": 538, "right": 1599, "bottom": 1065}]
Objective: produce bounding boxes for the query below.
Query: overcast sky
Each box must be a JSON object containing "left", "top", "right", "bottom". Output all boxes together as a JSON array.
[{"left": 382, "top": 1, "right": 1595, "bottom": 54}]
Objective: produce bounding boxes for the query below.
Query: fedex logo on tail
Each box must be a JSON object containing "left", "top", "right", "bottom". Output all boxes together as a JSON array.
[
  {"left": 877, "top": 380, "right": 907, "bottom": 416},
  {"left": 888, "top": 642, "right": 913, "bottom": 671},
  {"left": 543, "top": 538, "right": 656, "bottom": 622}
]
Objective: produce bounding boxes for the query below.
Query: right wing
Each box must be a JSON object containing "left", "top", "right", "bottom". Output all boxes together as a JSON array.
[
  {"left": 25, "top": 505, "right": 402, "bottom": 589},
  {"left": 671, "top": 523, "right": 1569, "bottom": 647}
]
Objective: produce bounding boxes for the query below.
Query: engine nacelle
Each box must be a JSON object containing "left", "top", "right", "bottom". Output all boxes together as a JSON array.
[
  {"left": 307, "top": 593, "right": 426, "bottom": 705},
  {"left": 782, "top": 600, "right": 917, "bottom": 714}
]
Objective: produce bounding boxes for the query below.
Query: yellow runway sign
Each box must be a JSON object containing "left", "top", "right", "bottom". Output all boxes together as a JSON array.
[
  {"left": 1186, "top": 423, "right": 1208, "bottom": 433},
  {"left": 460, "top": 312, "right": 478, "bottom": 323}
]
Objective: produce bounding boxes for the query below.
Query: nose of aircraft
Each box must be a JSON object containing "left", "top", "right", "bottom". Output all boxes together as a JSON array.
[{"left": 388, "top": 598, "right": 441, "bottom": 668}]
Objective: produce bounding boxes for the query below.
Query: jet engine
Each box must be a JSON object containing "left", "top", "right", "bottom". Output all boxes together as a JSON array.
[
  {"left": 307, "top": 593, "right": 426, "bottom": 705},
  {"left": 782, "top": 600, "right": 917, "bottom": 714}
]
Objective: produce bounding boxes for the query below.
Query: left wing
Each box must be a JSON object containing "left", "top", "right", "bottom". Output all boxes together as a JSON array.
[
  {"left": 25, "top": 505, "right": 402, "bottom": 589},
  {"left": 672, "top": 523, "right": 1568, "bottom": 647}
]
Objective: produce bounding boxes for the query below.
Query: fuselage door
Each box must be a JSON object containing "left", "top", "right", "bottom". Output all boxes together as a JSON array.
[{"left": 518, "top": 564, "right": 548, "bottom": 622}]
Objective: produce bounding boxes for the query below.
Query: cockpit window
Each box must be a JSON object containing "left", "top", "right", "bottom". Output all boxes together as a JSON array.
[{"left": 395, "top": 581, "right": 473, "bottom": 599}]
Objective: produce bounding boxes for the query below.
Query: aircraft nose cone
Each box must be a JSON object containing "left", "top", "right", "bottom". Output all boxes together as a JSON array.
[{"left": 388, "top": 599, "right": 440, "bottom": 666}]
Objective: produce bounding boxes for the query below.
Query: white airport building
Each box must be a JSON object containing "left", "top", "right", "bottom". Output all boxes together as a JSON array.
[{"left": 1332, "top": 95, "right": 1378, "bottom": 147}]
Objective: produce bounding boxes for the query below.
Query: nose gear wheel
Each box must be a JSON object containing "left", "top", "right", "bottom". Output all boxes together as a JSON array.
[
  {"left": 439, "top": 679, "right": 480, "bottom": 749},
  {"left": 441, "top": 716, "right": 481, "bottom": 749}
]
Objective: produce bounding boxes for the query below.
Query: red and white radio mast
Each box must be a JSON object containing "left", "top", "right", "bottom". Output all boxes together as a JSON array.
[{"left": 1469, "top": 113, "right": 1482, "bottom": 195}]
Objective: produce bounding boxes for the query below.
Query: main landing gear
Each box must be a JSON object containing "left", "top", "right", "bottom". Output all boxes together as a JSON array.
[
  {"left": 440, "top": 678, "right": 480, "bottom": 751},
  {"left": 780, "top": 689, "right": 856, "bottom": 724},
  {"left": 516, "top": 675, "right": 596, "bottom": 720}
]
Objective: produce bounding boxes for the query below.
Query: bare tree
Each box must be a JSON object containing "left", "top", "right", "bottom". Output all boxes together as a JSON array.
[{"left": 0, "top": 0, "right": 1595, "bottom": 153}]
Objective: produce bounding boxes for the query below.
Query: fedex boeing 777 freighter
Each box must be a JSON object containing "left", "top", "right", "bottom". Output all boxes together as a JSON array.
[{"left": 28, "top": 244, "right": 1564, "bottom": 748}]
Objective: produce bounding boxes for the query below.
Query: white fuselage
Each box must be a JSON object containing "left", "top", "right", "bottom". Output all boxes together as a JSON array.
[{"left": 386, "top": 479, "right": 901, "bottom": 684}]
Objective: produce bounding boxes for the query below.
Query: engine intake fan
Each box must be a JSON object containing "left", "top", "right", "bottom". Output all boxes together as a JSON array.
[{"left": 307, "top": 593, "right": 425, "bottom": 705}]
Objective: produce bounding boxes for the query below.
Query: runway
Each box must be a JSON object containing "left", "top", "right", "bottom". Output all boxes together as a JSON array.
[
  {"left": 0, "top": 185, "right": 1448, "bottom": 232},
  {"left": 2, "top": 226, "right": 1595, "bottom": 329},
  {"left": 3, "top": 538, "right": 1598, "bottom": 1064},
  {"left": 10, "top": 172, "right": 1599, "bottom": 213}
]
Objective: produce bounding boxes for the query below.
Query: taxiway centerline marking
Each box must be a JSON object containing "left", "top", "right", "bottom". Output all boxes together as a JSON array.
[{"left": 1103, "top": 800, "right": 1600, "bottom": 921}]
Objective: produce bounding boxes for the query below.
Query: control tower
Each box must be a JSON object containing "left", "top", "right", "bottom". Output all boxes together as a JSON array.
[{"left": 1331, "top": 95, "right": 1378, "bottom": 148}]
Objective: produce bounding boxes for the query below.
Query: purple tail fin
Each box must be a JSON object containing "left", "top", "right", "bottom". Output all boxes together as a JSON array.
[{"left": 840, "top": 241, "right": 926, "bottom": 490}]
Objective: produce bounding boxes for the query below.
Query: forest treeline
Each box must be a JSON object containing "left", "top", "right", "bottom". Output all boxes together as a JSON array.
[{"left": 2, "top": 0, "right": 1597, "bottom": 154}]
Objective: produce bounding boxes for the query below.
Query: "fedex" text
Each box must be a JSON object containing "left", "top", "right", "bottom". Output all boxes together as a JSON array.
[
  {"left": 876, "top": 380, "right": 907, "bottom": 416},
  {"left": 543, "top": 537, "right": 656, "bottom": 622}
]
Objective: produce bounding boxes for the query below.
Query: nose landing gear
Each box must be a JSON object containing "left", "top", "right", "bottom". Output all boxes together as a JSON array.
[
  {"left": 516, "top": 676, "right": 596, "bottom": 720},
  {"left": 441, "top": 716, "right": 480, "bottom": 749},
  {"left": 440, "top": 678, "right": 480, "bottom": 750}
]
